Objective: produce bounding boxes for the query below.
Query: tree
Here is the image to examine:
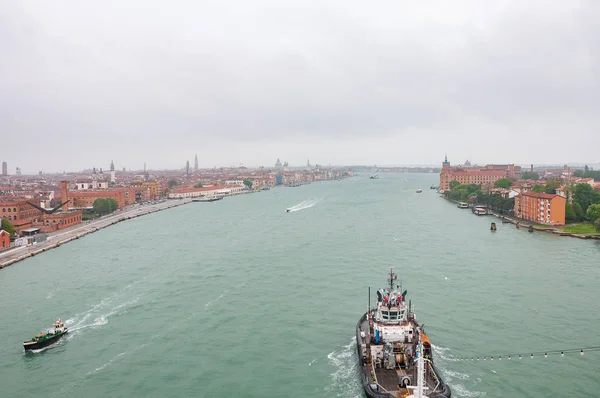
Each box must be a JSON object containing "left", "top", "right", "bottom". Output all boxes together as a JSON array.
[
  {"left": 573, "top": 202, "right": 584, "bottom": 221},
  {"left": 1, "top": 219, "right": 15, "bottom": 236},
  {"left": 574, "top": 183, "right": 600, "bottom": 213},
  {"left": 494, "top": 178, "right": 513, "bottom": 189},
  {"left": 531, "top": 185, "right": 545, "bottom": 193},
  {"left": 565, "top": 203, "right": 577, "bottom": 223},
  {"left": 544, "top": 178, "right": 563, "bottom": 194},
  {"left": 243, "top": 179, "right": 253, "bottom": 189},
  {"left": 93, "top": 198, "right": 119, "bottom": 216},
  {"left": 449, "top": 180, "right": 460, "bottom": 190},
  {"left": 573, "top": 170, "right": 584, "bottom": 178},
  {"left": 521, "top": 171, "right": 539, "bottom": 180},
  {"left": 587, "top": 203, "right": 600, "bottom": 222},
  {"left": 595, "top": 218, "right": 600, "bottom": 233},
  {"left": 168, "top": 179, "right": 178, "bottom": 189},
  {"left": 194, "top": 183, "right": 203, "bottom": 188}
]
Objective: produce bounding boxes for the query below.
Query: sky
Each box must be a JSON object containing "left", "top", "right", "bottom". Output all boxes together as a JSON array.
[{"left": 1, "top": 0, "right": 599, "bottom": 173}]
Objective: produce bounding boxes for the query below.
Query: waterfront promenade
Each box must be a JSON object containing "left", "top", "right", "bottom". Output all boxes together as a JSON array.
[{"left": 0, "top": 199, "right": 192, "bottom": 268}]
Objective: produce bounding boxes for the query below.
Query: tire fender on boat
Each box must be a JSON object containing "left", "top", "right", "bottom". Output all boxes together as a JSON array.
[{"left": 400, "top": 375, "right": 411, "bottom": 387}]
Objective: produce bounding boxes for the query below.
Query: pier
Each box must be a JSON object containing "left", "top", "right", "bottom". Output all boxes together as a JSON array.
[{"left": 0, "top": 199, "right": 192, "bottom": 269}]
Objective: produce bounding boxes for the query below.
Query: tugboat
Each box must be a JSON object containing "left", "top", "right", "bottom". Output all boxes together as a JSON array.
[
  {"left": 356, "top": 268, "right": 451, "bottom": 397},
  {"left": 23, "top": 319, "right": 68, "bottom": 351}
]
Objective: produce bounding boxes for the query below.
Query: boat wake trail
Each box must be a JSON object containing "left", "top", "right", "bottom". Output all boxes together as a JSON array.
[
  {"left": 287, "top": 198, "right": 320, "bottom": 213},
  {"left": 325, "top": 337, "right": 362, "bottom": 398},
  {"left": 65, "top": 296, "right": 141, "bottom": 341},
  {"left": 432, "top": 344, "right": 487, "bottom": 397}
]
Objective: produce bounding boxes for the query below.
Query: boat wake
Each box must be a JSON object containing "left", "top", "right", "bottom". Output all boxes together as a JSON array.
[
  {"left": 325, "top": 337, "right": 362, "bottom": 398},
  {"left": 64, "top": 296, "right": 141, "bottom": 342},
  {"left": 432, "top": 344, "right": 487, "bottom": 397},
  {"left": 287, "top": 198, "right": 320, "bottom": 213}
]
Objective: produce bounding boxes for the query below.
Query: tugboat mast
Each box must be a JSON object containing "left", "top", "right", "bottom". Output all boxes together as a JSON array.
[{"left": 388, "top": 267, "right": 396, "bottom": 294}]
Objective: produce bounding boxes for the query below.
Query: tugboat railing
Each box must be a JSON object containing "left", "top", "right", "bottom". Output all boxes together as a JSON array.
[
  {"left": 369, "top": 356, "right": 392, "bottom": 395},
  {"left": 427, "top": 360, "right": 441, "bottom": 392}
]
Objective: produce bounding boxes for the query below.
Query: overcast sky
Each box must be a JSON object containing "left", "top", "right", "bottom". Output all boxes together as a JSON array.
[{"left": 1, "top": 0, "right": 599, "bottom": 173}]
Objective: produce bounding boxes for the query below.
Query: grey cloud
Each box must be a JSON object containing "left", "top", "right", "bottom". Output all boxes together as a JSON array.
[{"left": 1, "top": 0, "right": 599, "bottom": 171}]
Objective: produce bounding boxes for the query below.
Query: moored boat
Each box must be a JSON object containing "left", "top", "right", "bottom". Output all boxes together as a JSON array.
[
  {"left": 356, "top": 268, "right": 451, "bottom": 397},
  {"left": 23, "top": 319, "right": 68, "bottom": 351},
  {"left": 192, "top": 196, "right": 223, "bottom": 202}
]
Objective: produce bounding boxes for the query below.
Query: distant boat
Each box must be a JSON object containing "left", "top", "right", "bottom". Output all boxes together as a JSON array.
[
  {"left": 370, "top": 174, "right": 379, "bottom": 179},
  {"left": 473, "top": 206, "right": 488, "bottom": 216},
  {"left": 457, "top": 202, "right": 469, "bottom": 209},
  {"left": 416, "top": 189, "right": 423, "bottom": 193},
  {"left": 192, "top": 196, "right": 223, "bottom": 202}
]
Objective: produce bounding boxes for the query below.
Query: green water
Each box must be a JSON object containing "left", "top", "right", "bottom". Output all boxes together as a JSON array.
[{"left": 1, "top": 174, "right": 599, "bottom": 397}]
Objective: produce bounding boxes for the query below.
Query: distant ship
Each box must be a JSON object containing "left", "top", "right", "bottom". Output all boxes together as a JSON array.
[
  {"left": 192, "top": 196, "right": 223, "bottom": 202},
  {"left": 23, "top": 319, "right": 68, "bottom": 351},
  {"left": 356, "top": 268, "right": 451, "bottom": 398}
]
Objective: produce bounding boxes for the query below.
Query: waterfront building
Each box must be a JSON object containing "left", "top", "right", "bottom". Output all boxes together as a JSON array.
[
  {"left": 0, "top": 193, "right": 83, "bottom": 235},
  {"left": 0, "top": 229, "right": 9, "bottom": 249},
  {"left": 439, "top": 156, "right": 522, "bottom": 191},
  {"left": 514, "top": 191, "right": 566, "bottom": 226},
  {"left": 168, "top": 184, "right": 245, "bottom": 199}
]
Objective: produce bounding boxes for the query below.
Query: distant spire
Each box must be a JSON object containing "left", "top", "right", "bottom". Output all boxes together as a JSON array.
[{"left": 110, "top": 160, "right": 115, "bottom": 172}]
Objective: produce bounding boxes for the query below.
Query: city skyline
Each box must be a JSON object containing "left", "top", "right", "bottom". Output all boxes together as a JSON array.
[{"left": 2, "top": 0, "right": 599, "bottom": 173}]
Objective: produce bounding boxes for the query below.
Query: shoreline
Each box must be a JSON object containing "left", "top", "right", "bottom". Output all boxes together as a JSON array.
[
  {"left": 0, "top": 178, "right": 350, "bottom": 269},
  {"left": 0, "top": 199, "right": 193, "bottom": 269},
  {"left": 440, "top": 195, "right": 600, "bottom": 240}
]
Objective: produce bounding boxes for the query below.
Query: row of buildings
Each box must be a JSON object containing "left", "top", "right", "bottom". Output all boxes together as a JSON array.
[
  {"left": 0, "top": 161, "right": 351, "bottom": 240},
  {"left": 440, "top": 156, "right": 599, "bottom": 226}
]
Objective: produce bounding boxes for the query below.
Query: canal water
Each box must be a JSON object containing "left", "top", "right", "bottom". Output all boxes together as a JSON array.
[{"left": 1, "top": 173, "right": 599, "bottom": 397}]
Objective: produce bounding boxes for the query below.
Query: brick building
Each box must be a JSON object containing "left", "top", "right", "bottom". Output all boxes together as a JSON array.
[
  {"left": 514, "top": 192, "right": 566, "bottom": 226},
  {"left": 439, "top": 156, "right": 523, "bottom": 191},
  {"left": 0, "top": 200, "right": 42, "bottom": 231},
  {"left": 0, "top": 229, "right": 10, "bottom": 250},
  {"left": 39, "top": 211, "right": 82, "bottom": 232}
]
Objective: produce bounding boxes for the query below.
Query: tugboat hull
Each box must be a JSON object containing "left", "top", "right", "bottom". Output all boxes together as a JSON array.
[
  {"left": 356, "top": 313, "right": 451, "bottom": 398},
  {"left": 23, "top": 331, "right": 67, "bottom": 351}
]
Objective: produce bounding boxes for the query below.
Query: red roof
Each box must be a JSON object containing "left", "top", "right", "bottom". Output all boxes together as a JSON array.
[{"left": 447, "top": 171, "right": 506, "bottom": 176}]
